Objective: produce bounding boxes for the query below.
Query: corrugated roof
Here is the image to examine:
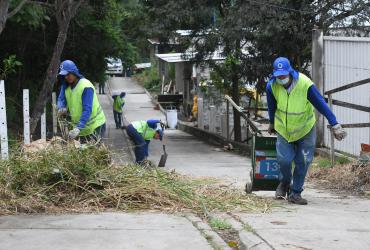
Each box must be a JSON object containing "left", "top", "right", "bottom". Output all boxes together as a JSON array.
[
  {"left": 155, "top": 52, "right": 225, "bottom": 63},
  {"left": 134, "top": 63, "right": 151, "bottom": 69}
]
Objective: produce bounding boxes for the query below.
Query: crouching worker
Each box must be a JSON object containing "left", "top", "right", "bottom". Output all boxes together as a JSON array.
[
  {"left": 112, "top": 92, "right": 126, "bottom": 129},
  {"left": 58, "top": 60, "right": 106, "bottom": 143},
  {"left": 126, "top": 120, "right": 163, "bottom": 164}
]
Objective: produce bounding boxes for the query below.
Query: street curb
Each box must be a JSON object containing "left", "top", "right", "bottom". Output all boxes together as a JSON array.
[
  {"left": 185, "top": 214, "right": 232, "bottom": 250},
  {"left": 223, "top": 215, "right": 272, "bottom": 250}
]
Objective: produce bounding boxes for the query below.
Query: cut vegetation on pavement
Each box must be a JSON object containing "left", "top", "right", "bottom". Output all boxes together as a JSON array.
[{"left": 0, "top": 143, "right": 272, "bottom": 216}]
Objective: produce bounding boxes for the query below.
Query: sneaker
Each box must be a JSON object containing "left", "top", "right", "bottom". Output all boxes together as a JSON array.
[
  {"left": 275, "top": 182, "right": 290, "bottom": 199},
  {"left": 288, "top": 193, "right": 308, "bottom": 205}
]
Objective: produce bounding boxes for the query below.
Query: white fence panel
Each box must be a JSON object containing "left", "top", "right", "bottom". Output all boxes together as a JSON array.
[
  {"left": 0, "top": 81, "right": 8, "bottom": 159},
  {"left": 23, "top": 89, "right": 31, "bottom": 145},
  {"left": 323, "top": 36, "right": 370, "bottom": 155}
]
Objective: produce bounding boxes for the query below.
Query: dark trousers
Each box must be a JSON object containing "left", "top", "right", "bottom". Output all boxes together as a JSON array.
[
  {"left": 79, "top": 123, "right": 106, "bottom": 144},
  {"left": 113, "top": 110, "right": 122, "bottom": 128},
  {"left": 126, "top": 124, "right": 150, "bottom": 163},
  {"left": 99, "top": 84, "right": 105, "bottom": 94}
]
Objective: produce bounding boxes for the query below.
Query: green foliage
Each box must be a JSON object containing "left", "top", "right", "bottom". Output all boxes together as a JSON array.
[
  {"left": 135, "top": 66, "right": 161, "bottom": 92},
  {"left": 0, "top": 55, "right": 22, "bottom": 79},
  {"left": 0, "top": 0, "right": 150, "bottom": 132},
  {"left": 209, "top": 218, "right": 232, "bottom": 230},
  {"left": 11, "top": 3, "right": 49, "bottom": 29},
  {"left": 314, "top": 156, "right": 351, "bottom": 168}
]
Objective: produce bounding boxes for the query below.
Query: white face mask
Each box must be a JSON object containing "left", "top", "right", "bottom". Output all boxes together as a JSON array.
[{"left": 276, "top": 76, "right": 290, "bottom": 85}]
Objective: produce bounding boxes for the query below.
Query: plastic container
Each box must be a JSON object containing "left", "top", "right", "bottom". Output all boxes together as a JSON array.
[{"left": 166, "top": 109, "right": 178, "bottom": 129}]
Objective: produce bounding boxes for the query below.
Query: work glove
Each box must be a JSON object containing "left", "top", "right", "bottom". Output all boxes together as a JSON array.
[
  {"left": 268, "top": 123, "right": 275, "bottom": 134},
  {"left": 332, "top": 124, "right": 347, "bottom": 141},
  {"left": 58, "top": 108, "right": 68, "bottom": 117},
  {"left": 160, "top": 120, "right": 167, "bottom": 128},
  {"left": 68, "top": 128, "right": 80, "bottom": 140}
]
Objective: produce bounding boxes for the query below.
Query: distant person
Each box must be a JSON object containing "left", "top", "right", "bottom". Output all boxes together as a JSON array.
[
  {"left": 191, "top": 89, "right": 198, "bottom": 121},
  {"left": 126, "top": 119, "right": 163, "bottom": 164},
  {"left": 266, "top": 57, "right": 346, "bottom": 205},
  {"left": 98, "top": 81, "right": 105, "bottom": 95},
  {"left": 126, "top": 67, "right": 131, "bottom": 77},
  {"left": 112, "top": 92, "right": 126, "bottom": 129},
  {"left": 57, "top": 60, "right": 106, "bottom": 143}
]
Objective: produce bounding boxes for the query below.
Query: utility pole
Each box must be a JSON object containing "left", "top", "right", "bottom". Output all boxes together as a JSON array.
[{"left": 312, "top": 29, "right": 324, "bottom": 147}]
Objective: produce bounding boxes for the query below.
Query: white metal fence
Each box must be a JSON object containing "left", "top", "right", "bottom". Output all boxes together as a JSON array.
[
  {"left": 323, "top": 36, "right": 370, "bottom": 155},
  {"left": 0, "top": 82, "right": 55, "bottom": 159}
]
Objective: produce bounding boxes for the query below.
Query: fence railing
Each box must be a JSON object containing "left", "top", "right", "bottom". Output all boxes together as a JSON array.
[
  {"left": 324, "top": 77, "right": 370, "bottom": 166},
  {"left": 0, "top": 80, "right": 57, "bottom": 160},
  {"left": 224, "top": 95, "right": 262, "bottom": 142}
]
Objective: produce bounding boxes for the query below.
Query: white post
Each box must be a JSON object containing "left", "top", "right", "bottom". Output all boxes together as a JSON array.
[
  {"left": 0, "top": 80, "right": 8, "bottom": 159},
  {"left": 209, "top": 105, "right": 216, "bottom": 133},
  {"left": 197, "top": 97, "right": 204, "bottom": 129},
  {"left": 41, "top": 107, "right": 46, "bottom": 140},
  {"left": 23, "top": 89, "right": 30, "bottom": 145},
  {"left": 221, "top": 113, "right": 228, "bottom": 138},
  {"left": 328, "top": 94, "right": 335, "bottom": 167},
  {"left": 52, "top": 92, "right": 57, "bottom": 135}
]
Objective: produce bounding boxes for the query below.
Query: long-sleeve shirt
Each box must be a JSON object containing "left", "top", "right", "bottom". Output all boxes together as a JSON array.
[
  {"left": 147, "top": 119, "right": 160, "bottom": 129},
  {"left": 266, "top": 81, "right": 338, "bottom": 126},
  {"left": 57, "top": 81, "right": 94, "bottom": 129}
]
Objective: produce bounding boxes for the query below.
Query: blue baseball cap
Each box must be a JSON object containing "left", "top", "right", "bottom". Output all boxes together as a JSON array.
[
  {"left": 273, "top": 57, "right": 293, "bottom": 77},
  {"left": 58, "top": 60, "right": 82, "bottom": 78}
]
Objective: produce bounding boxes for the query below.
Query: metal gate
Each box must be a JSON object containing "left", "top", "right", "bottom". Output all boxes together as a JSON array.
[{"left": 322, "top": 36, "right": 370, "bottom": 155}]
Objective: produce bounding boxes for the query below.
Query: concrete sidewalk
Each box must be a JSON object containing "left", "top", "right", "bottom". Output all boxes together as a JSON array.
[{"left": 0, "top": 213, "right": 213, "bottom": 250}]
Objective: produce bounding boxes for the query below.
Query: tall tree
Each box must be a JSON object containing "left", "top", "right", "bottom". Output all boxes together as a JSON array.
[
  {"left": 144, "top": 0, "right": 370, "bottom": 142},
  {"left": 0, "top": 0, "right": 28, "bottom": 35},
  {"left": 30, "top": 0, "right": 84, "bottom": 134}
]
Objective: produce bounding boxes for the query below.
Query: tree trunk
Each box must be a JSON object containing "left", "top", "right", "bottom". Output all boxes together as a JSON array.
[
  {"left": 30, "top": 23, "right": 70, "bottom": 134},
  {"left": 30, "top": 0, "right": 84, "bottom": 134},
  {"left": 0, "top": 0, "right": 10, "bottom": 35},
  {"left": 232, "top": 75, "right": 241, "bottom": 142}
]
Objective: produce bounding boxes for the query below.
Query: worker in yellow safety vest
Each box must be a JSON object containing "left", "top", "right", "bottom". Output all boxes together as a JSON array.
[
  {"left": 266, "top": 57, "right": 346, "bottom": 205},
  {"left": 57, "top": 60, "right": 106, "bottom": 143},
  {"left": 112, "top": 92, "right": 126, "bottom": 129},
  {"left": 126, "top": 120, "right": 163, "bottom": 164}
]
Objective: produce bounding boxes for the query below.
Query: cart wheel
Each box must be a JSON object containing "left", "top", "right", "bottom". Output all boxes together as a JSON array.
[
  {"left": 245, "top": 170, "right": 254, "bottom": 194},
  {"left": 245, "top": 182, "right": 253, "bottom": 193}
]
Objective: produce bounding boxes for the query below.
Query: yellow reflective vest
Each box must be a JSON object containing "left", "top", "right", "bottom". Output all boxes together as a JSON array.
[
  {"left": 132, "top": 120, "right": 156, "bottom": 141},
  {"left": 65, "top": 79, "right": 106, "bottom": 136},
  {"left": 271, "top": 73, "right": 316, "bottom": 142}
]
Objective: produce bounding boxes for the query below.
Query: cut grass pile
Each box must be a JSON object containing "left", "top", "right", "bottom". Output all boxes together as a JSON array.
[
  {"left": 308, "top": 162, "right": 370, "bottom": 194},
  {"left": 0, "top": 145, "right": 272, "bottom": 216}
]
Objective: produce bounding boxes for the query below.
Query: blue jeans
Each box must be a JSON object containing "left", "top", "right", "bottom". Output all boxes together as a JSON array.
[
  {"left": 276, "top": 126, "right": 316, "bottom": 195},
  {"left": 79, "top": 123, "right": 106, "bottom": 144},
  {"left": 126, "top": 124, "right": 150, "bottom": 163},
  {"left": 113, "top": 110, "right": 122, "bottom": 128}
]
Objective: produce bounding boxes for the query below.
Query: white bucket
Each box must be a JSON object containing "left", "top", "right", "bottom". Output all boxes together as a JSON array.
[{"left": 166, "top": 110, "right": 178, "bottom": 129}]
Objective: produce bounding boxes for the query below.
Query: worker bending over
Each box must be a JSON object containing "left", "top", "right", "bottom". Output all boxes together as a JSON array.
[
  {"left": 126, "top": 120, "right": 163, "bottom": 164},
  {"left": 57, "top": 60, "right": 106, "bottom": 143},
  {"left": 267, "top": 57, "right": 346, "bottom": 205},
  {"left": 112, "top": 92, "right": 126, "bottom": 129}
]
